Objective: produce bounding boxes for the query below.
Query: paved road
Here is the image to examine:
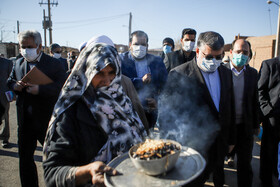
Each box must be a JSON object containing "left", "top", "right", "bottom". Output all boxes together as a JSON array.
[{"left": 0, "top": 102, "right": 264, "bottom": 187}]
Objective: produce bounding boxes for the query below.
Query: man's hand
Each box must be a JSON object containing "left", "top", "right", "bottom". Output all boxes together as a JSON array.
[
  {"left": 75, "top": 161, "right": 120, "bottom": 186},
  {"left": 13, "top": 81, "right": 25, "bottom": 92},
  {"left": 142, "top": 73, "right": 151, "bottom": 84},
  {"left": 26, "top": 83, "right": 39, "bottom": 95},
  {"left": 146, "top": 98, "right": 157, "bottom": 110}
]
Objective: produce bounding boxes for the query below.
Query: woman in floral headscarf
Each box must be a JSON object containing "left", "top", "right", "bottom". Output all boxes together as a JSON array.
[{"left": 43, "top": 36, "right": 147, "bottom": 187}]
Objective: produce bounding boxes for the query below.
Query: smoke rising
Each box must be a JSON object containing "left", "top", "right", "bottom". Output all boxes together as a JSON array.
[{"left": 156, "top": 71, "right": 220, "bottom": 156}]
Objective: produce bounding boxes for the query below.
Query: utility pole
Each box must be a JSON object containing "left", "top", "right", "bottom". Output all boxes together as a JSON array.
[
  {"left": 47, "top": 0, "right": 52, "bottom": 44},
  {"left": 43, "top": 9, "right": 47, "bottom": 53},
  {"left": 17, "top": 20, "right": 20, "bottom": 34},
  {"left": 39, "top": 0, "right": 58, "bottom": 45},
  {"left": 268, "top": 8, "right": 273, "bottom": 35},
  {"left": 128, "top": 12, "right": 132, "bottom": 46},
  {"left": 267, "top": 0, "right": 280, "bottom": 57}
]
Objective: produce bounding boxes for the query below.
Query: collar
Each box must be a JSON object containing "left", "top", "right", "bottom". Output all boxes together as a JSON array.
[{"left": 230, "top": 61, "right": 246, "bottom": 75}]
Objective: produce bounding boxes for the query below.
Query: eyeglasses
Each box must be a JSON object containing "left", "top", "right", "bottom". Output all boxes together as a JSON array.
[{"left": 201, "top": 51, "right": 223, "bottom": 60}]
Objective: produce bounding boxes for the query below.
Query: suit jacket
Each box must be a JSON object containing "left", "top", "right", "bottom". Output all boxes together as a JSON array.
[
  {"left": 258, "top": 57, "right": 280, "bottom": 134},
  {"left": 7, "top": 53, "right": 66, "bottom": 141},
  {"left": 224, "top": 63, "right": 260, "bottom": 136},
  {"left": 0, "top": 57, "right": 13, "bottom": 106},
  {"left": 58, "top": 57, "right": 69, "bottom": 72},
  {"left": 119, "top": 51, "right": 167, "bottom": 104},
  {"left": 159, "top": 59, "right": 235, "bottom": 160},
  {"left": 164, "top": 49, "right": 196, "bottom": 72}
]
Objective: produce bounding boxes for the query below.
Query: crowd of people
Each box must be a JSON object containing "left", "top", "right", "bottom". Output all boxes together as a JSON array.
[{"left": 0, "top": 28, "right": 279, "bottom": 187}]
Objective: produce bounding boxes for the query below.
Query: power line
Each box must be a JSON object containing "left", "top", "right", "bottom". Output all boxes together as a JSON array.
[
  {"left": 54, "top": 14, "right": 128, "bottom": 30},
  {"left": 55, "top": 13, "right": 128, "bottom": 24},
  {"left": 2, "top": 13, "right": 129, "bottom": 25}
]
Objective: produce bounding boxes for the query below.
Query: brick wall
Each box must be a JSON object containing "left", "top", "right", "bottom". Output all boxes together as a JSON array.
[{"left": 246, "top": 35, "right": 275, "bottom": 71}]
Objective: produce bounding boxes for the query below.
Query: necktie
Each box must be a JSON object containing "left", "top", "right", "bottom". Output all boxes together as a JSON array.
[{"left": 27, "top": 61, "right": 38, "bottom": 72}]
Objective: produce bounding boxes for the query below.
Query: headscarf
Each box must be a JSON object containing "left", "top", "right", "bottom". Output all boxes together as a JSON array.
[
  {"left": 86, "top": 35, "right": 114, "bottom": 48},
  {"left": 78, "top": 41, "right": 87, "bottom": 52},
  {"left": 44, "top": 39, "right": 146, "bottom": 163}
]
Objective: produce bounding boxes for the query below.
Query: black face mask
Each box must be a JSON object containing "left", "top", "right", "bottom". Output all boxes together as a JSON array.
[{"left": 71, "top": 55, "right": 76, "bottom": 60}]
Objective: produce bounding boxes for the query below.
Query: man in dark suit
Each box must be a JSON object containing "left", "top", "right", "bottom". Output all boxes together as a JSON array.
[
  {"left": 164, "top": 28, "right": 196, "bottom": 72},
  {"left": 7, "top": 30, "right": 66, "bottom": 187},
  {"left": 258, "top": 55, "right": 280, "bottom": 187},
  {"left": 120, "top": 30, "right": 168, "bottom": 128},
  {"left": 224, "top": 39, "right": 260, "bottom": 187},
  {"left": 49, "top": 43, "right": 69, "bottom": 72},
  {"left": 158, "top": 31, "right": 235, "bottom": 187},
  {"left": 0, "top": 56, "right": 13, "bottom": 148}
]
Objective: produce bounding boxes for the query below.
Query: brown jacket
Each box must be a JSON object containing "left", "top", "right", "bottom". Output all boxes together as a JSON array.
[{"left": 121, "top": 75, "right": 149, "bottom": 133}]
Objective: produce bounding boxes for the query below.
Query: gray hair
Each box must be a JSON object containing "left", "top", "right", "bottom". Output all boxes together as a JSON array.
[
  {"left": 18, "top": 30, "right": 42, "bottom": 46},
  {"left": 197, "top": 31, "right": 224, "bottom": 51}
]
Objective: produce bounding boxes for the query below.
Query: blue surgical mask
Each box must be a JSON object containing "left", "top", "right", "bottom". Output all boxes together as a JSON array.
[
  {"left": 199, "top": 58, "right": 221, "bottom": 72},
  {"left": 232, "top": 53, "right": 249, "bottom": 67},
  {"left": 163, "top": 45, "right": 172, "bottom": 54}
]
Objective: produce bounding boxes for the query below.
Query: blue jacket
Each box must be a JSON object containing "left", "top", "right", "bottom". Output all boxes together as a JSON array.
[{"left": 119, "top": 51, "right": 167, "bottom": 103}]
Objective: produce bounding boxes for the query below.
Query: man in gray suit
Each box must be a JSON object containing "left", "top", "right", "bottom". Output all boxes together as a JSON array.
[
  {"left": 224, "top": 39, "right": 260, "bottom": 187},
  {"left": 0, "top": 56, "right": 13, "bottom": 148}
]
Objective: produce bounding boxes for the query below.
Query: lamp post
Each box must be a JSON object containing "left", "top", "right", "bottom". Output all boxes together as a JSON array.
[{"left": 267, "top": 0, "right": 280, "bottom": 57}]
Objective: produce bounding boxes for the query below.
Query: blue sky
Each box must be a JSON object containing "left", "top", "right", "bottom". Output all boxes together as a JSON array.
[{"left": 0, "top": 0, "right": 278, "bottom": 49}]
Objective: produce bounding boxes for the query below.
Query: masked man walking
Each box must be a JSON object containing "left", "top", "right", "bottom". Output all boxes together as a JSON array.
[
  {"left": 7, "top": 30, "right": 66, "bottom": 187},
  {"left": 120, "top": 30, "right": 168, "bottom": 129}
]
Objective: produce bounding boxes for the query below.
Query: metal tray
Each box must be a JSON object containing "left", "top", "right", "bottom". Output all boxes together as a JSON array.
[{"left": 104, "top": 147, "right": 206, "bottom": 187}]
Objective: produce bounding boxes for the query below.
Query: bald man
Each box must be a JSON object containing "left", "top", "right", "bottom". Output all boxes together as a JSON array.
[{"left": 224, "top": 39, "right": 260, "bottom": 187}]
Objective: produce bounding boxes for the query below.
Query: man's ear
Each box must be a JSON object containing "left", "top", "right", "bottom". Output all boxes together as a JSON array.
[
  {"left": 229, "top": 49, "right": 234, "bottom": 60},
  {"left": 196, "top": 48, "right": 199, "bottom": 58},
  {"left": 37, "top": 44, "right": 42, "bottom": 53}
]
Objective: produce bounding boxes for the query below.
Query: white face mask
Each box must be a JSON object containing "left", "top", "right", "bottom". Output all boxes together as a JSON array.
[
  {"left": 132, "top": 45, "right": 147, "bottom": 59},
  {"left": 53, "top": 53, "right": 61, "bottom": 59},
  {"left": 21, "top": 47, "right": 39, "bottom": 62},
  {"left": 183, "top": 41, "right": 195, "bottom": 52},
  {"left": 199, "top": 58, "right": 221, "bottom": 72}
]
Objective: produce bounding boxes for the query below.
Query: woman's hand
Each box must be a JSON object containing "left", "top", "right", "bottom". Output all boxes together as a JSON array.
[{"left": 75, "top": 161, "right": 119, "bottom": 186}]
